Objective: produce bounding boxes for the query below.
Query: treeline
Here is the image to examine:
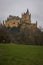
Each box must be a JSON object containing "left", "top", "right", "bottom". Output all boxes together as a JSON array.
[{"left": 0, "top": 25, "right": 43, "bottom": 45}]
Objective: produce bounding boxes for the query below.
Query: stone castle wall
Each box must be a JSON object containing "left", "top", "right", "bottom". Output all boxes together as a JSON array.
[
  {"left": 5, "top": 19, "right": 20, "bottom": 27},
  {"left": 4, "top": 9, "right": 37, "bottom": 29}
]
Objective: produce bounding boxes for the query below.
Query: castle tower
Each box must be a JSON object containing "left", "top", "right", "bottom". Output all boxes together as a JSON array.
[
  {"left": 22, "top": 9, "right": 31, "bottom": 24},
  {"left": 36, "top": 21, "right": 37, "bottom": 28},
  {"left": 3, "top": 20, "right": 4, "bottom": 25},
  {"left": 29, "top": 13, "right": 31, "bottom": 23},
  {"left": 26, "top": 9, "right": 29, "bottom": 15}
]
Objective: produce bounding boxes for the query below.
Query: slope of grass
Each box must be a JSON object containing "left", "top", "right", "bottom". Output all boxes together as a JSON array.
[{"left": 0, "top": 44, "right": 43, "bottom": 65}]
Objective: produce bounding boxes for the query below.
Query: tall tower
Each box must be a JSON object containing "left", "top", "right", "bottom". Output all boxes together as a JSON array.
[
  {"left": 29, "top": 13, "right": 31, "bottom": 23},
  {"left": 26, "top": 9, "right": 29, "bottom": 15},
  {"left": 36, "top": 21, "right": 37, "bottom": 27},
  {"left": 3, "top": 20, "right": 4, "bottom": 25},
  {"left": 22, "top": 9, "right": 31, "bottom": 24}
]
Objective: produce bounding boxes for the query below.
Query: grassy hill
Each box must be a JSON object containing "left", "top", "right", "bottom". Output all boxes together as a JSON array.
[{"left": 0, "top": 44, "right": 43, "bottom": 65}]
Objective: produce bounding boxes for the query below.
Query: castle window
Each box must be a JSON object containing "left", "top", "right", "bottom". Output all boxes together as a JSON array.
[{"left": 13, "top": 22, "right": 15, "bottom": 24}]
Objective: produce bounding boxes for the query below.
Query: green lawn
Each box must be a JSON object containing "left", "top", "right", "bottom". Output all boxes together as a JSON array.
[{"left": 0, "top": 44, "right": 43, "bottom": 65}]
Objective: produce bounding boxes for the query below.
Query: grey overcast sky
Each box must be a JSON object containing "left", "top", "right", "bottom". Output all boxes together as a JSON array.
[{"left": 0, "top": 0, "right": 43, "bottom": 28}]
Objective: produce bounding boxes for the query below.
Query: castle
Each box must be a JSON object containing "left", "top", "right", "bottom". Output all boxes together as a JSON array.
[{"left": 4, "top": 9, "right": 37, "bottom": 29}]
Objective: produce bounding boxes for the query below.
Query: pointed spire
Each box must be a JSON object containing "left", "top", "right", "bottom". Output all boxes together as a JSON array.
[
  {"left": 36, "top": 21, "right": 37, "bottom": 27},
  {"left": 26, "top": 9, "right": 29, "bottom": 14},
  {"left": 3, "top": 20, "right": 4, "bottom": 25},
  {"left": 36, "top": 21, "right": 37, "bottom": 24}
]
